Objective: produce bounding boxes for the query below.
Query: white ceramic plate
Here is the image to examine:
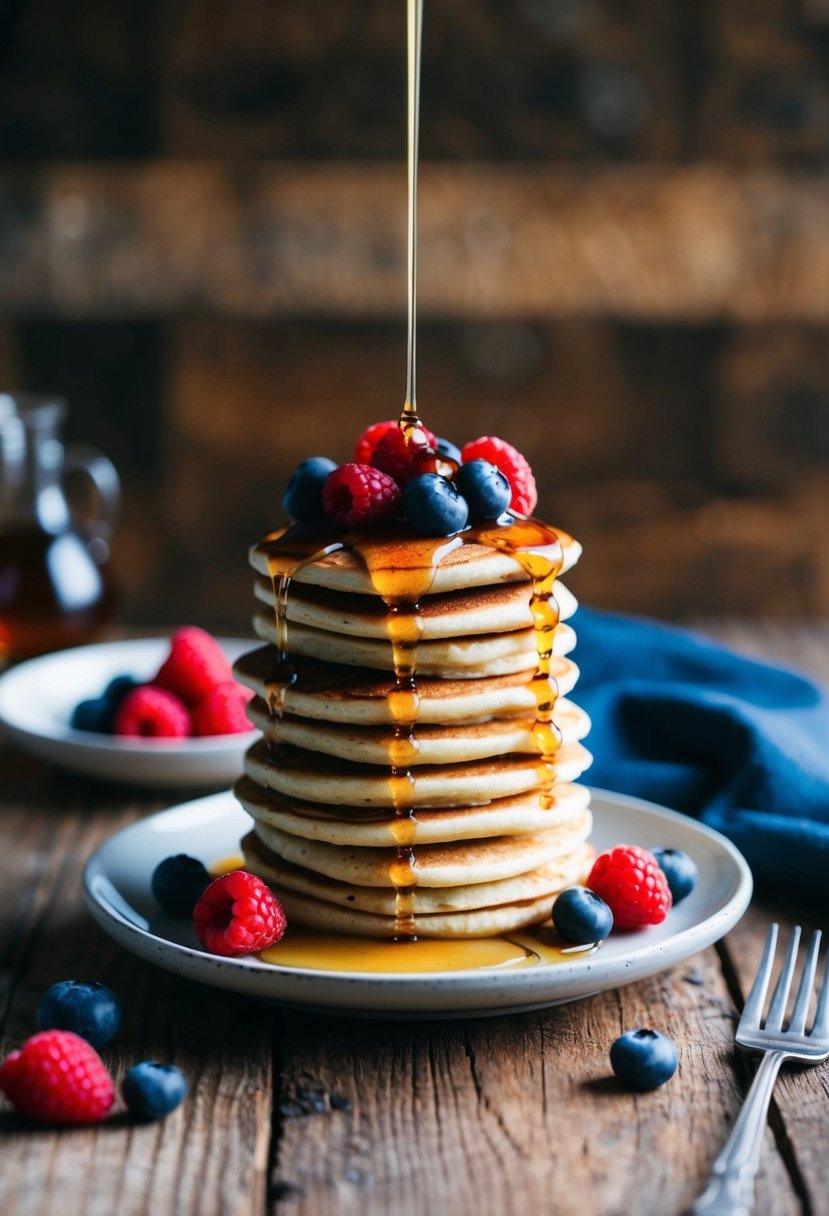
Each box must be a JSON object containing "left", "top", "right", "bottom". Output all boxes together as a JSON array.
[
  {"left": 83, "top": 789, "right": 752, "bottom": 1017},
  {"left": 0, "top": 638, "right": 257, "bottom": 788}
]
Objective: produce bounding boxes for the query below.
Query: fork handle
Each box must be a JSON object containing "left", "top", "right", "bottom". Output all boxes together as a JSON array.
[{"left": 691, "top": 1051, "right": 785, "bottom": 1216}]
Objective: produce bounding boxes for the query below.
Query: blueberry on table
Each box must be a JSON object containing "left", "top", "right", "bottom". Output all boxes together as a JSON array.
[
  {"left": 38, "top": 980, "right": 122, "bottom": 1048},
  {"left": 404, "top": 474, "right": 469, "bottom": 536},
  {"left": 651, "top": 848, "right": 698, "bottom": 904},
  {"left": 70, "top": 697, "right": 112, "bottom": 733},
  {"left": 610, "top": 1028, "right": 678, "bottom": 1090},
  {"left": 152, "top": 854, "right": 211, "bottom": 917},
  {"left": 122, "top": 1062, "right": 188, "bottom": 1121},
  {"left": 455, "top": 459, "right": 512, "bottom": 522},
  {"left": 284, "top": 456, "right": 338, "bottom": 523},
  {"left": 552, "top": 886, "right": 613, "bottom": 944}
]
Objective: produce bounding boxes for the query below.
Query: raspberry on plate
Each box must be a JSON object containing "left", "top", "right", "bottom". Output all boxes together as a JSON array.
[
  {"left": 0, "top": 1030, "right": 115, "bottom": 1124},
  {"left": 191, "top": 681, "right": 254, "bottom": 736},
  {"left": 587, "top": 845, "right": 672, "bottom": 930},
  {"left": 322, "top": 463, "right": 401, "bottom": 528},
  {"left": 461, "top": 435, "right": 538, "bottom": 516},
  {"left": 193, "top": 870, "right": 287, "bottom": 957},
  {"left": 354, "top": 419, "right": 436, "bottom": 465},
  {"left": 154, "top": 626, "right": 234, "bottom": 706},
  {"left": 371, "top": 425, "right": 438, "bottom": 487},
  {"left": 113, "top": 686, "right": 192, "bottom": 738}
]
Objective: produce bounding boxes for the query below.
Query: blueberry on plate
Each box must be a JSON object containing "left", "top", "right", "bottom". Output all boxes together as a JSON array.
[
  {"left": 284, "top": 456, "right": 338, "bottom": 523},
  {"left": 70, "top": 697, "right": 113, "bottom": 733},
  {"left": 152, "top": 854, "right": 211, "bottom": 917},
  {"left": 455, "top": 459, "right": 511, "bottom": 522},
  {"left": 38, "top": 980, "right": 122, "bottom": 1048},
  {"left": 122, "top": 1062, "right": 188, "bottom": 1121},
  {"left": 651, "top": 847, "right": 698, "bottom": 905},
  {"left": 435, "top": 437, "right": 462, "bottom": 464},
  {"left": 552, "top": 886, "right": 613, "bottom": 944},
  {"left": 610, "top": 1028, "right": 678, "bottom": 1090},
  {"left": 404, "top": 474, "right": 469, "bottom": 536}
]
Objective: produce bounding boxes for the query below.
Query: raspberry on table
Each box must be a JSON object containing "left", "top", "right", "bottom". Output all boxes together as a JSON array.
[
  {"left": 461, "top": 435, "right": 538, "bottom": 516},
  {"left": 354, "top": 419, "right": 436, "bottom": 465},
  {"left": 193, "top": 870, "right": 287, "bottom": 957},
  {"left": 154, "top": 626, "right": 234, "bottom": 706},
  {"left": 321, "top": 463, "right": 401, "bottom": 528},
  {"left": 113, "top": 686, "right": 192, "bottom": 738},
  {"left": 587, "top": 845, "right": 672, "bottom": 930},
  {"left": 0, "top": 1030, "right": 115, "bottom": 1124},
  {"left": 191, "top": 681, "right": 254, "bottom": 736},
  {"left": 371, "top": 425, "right": 438, "bottom": 487}
]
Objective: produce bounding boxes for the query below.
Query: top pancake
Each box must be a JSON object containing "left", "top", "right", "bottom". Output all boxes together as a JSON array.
[{"left": 250, "top": 526, "right": 581, "bottom": 597}]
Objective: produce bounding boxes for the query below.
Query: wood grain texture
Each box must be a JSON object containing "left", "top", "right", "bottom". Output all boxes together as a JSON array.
[
  {"left": 269, "top": 952, "right": 798, "bottom": 1216},
  {"left": 5, "top": 163, "right": 829, "bottom": 321},
  {"left": 0, "top": 751, "right": 273, "bottom": 1216}
]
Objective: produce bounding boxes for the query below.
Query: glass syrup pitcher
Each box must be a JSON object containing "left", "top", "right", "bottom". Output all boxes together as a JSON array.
[{"left": 0, "top": 392, "right": 120, "bottom": 662}]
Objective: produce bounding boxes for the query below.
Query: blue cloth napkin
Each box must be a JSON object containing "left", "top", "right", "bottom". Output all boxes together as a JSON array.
[{"left": 572, "top": 607, "right": 829, "bottom": 896}]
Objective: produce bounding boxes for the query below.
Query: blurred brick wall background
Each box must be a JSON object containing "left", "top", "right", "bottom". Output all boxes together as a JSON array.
[{"left": 3, "top": 0, "right": 829, "bottom": 628}]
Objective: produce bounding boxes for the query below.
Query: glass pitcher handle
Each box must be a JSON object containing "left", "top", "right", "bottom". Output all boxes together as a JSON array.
[{"left": 63, "top": 444, "right": 121, "bottom": 539}]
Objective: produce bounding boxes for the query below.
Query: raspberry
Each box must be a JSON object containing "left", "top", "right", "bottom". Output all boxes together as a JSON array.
[
  {"left": 154, "top": 626, "right": 234, "bottom": 706},
  {"left": 354, "top": 419, "right": 436, "bottom": 465},
  {"left": 0, "top": 1030, "right": 115, "bottom": 1124},
  {"left": 113, "top": 686, "right": 191, "bottom": 738},
  {"left": 587, "top": 845, "right": 672, "bottom": 931},
  {"left": 191, "top": 681, "right": 254, "bottom": 736},
  {"left": 321, "top": 463, "right": 401, "bottom": 528},
  {"left": 461, "top": 436, "right": 538, "bottom": 516},
  {"left": 193, "top": 871, "right": 287, "bottom": 957},
  {"left": 371, "top": 425, "right": 439, "bottom": 487}
]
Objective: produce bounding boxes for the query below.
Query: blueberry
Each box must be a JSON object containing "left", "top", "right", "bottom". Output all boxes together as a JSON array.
[
  {"left": 103, "top": 675, "right": 141, "bottom": 706},
  {"left": 70, "top": 697, "right": 113, "bottom": 733},
  {"left": 404, "top": 474, "right": 469, "bottom": 536},
  {"left": 122, "top": 1062, "right": 188, "bottom": 1121},
  {"left": 152, "top": 854, "right": 211, "bottom": 917},
  {"left": 283, "top": 456, "right": 338, "bottom": 523},
  {"left": 455, "top": 459, "right": 512, "bottom": 522},
  {"left": 651, "top": 848, "right": 698, "bottom": 904},
  {"left": 435, "top": 437, "right": 462, "bottom": 463},
  {"left": 38, "top": 980, "right": 122, "bottom": 1048},
  {"left": 610, "top": 1029, "right": 678, "bottom": 1090},
  {"left": 552, "top": 886, "right": 613, "bottom": 944}
]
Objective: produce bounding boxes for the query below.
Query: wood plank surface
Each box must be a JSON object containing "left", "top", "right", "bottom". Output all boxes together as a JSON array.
[
  {"left": 2, "top": 620, "right": 829, "bottom": 1215},
  {"left": 4, "top": 163, "right": 829, "bottom": 321}
]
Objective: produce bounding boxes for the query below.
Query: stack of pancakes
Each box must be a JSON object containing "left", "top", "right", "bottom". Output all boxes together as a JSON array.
[{"left": 234, "top": 528, "right": 593, "bottom": 938}]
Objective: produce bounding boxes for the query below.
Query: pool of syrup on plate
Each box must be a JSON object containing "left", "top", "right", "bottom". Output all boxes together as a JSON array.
[{"left": 209, "top": 856, "right": 596, "bottom": 974}]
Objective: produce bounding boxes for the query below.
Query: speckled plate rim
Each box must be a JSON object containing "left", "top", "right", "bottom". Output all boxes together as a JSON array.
[
  {"left": 82, "top": 788, "right": 752, "bottom": 1017},
  {"left": 0, "top": 637, "right": 258, "bottom": 788}
]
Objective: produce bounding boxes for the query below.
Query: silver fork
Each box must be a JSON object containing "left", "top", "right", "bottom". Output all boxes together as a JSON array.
[{"left": 692, "top": 924, "right": 829, "bottom": 1216}]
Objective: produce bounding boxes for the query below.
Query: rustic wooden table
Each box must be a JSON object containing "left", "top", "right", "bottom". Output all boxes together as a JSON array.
[{"left": 1, "top": 622, "right": 827, "bottom": 1216}]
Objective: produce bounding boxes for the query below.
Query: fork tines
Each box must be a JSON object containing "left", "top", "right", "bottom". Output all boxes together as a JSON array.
[{"left": 742, "top": 923, "right": 829, "bottom": 1037}]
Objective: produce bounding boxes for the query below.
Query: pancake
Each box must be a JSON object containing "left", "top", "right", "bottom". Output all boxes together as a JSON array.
[
  {"left": 234, "top": 775, "right": 591, "bottom": 845},
  {"left": 248, "top": 815, "right": 592, "bottom": 888},
  {"left": 244, "top": 738, "right": 593, "bottom": 807},
  {"left": 252, "top": 612, "right": 575, "bottom": 676},
  {"left": 234, "top": 648, "right": 581, "bottom": 725},
  {"left": 250, "top": 528, "right": 582, "bottom": 596},
  {"left": 253, "top": 576, "right": 579, "bottom": 639},
  {"left": 242, "top": 830, "right": 592, "bottom": 914},
  {"left": 246, "top": 696, "right": 590, "bottom": 765}
]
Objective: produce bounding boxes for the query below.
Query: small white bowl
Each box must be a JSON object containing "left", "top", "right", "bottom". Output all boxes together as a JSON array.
[{"left": 0, "top": 636, "right": 257, "bottom": 788}]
